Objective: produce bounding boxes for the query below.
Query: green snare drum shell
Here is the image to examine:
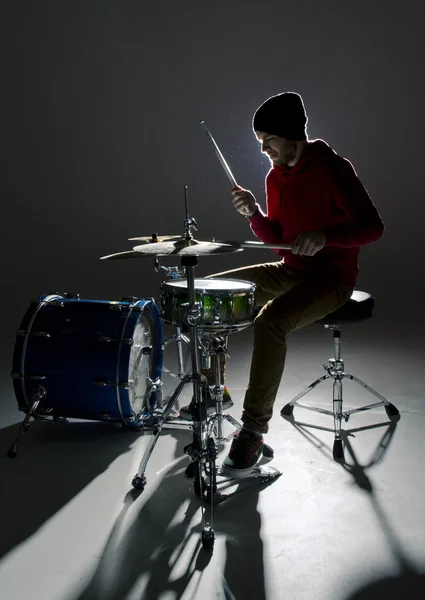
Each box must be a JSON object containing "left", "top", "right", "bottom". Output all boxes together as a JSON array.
[{"left": 159, "top": 279, "right": 255, "bottom": 330}]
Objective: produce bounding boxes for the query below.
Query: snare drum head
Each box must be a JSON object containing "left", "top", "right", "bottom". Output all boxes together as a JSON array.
[{"left": 162, "top": 278, "right": 255, "bottom": 292}]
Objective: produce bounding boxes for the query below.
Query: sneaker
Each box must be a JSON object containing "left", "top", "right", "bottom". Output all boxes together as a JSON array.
[
  {"left": 221, "top": 428, "right": 264, "bottom": 478},
  {"left": 179, "top": 386, "right": 233, "bottom": 420}
]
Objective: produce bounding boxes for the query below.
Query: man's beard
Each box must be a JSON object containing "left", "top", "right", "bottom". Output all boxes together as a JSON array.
[
  {"left": 283, "top": 142, "right": 297, "bottom": 165},
  {"left": 273, "top": 143, "right": 296, "bottom": 166}
]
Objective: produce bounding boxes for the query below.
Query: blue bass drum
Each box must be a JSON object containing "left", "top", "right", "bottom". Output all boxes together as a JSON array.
[{"left": 11, "top": 294, "right": 163, "bottom": 426}]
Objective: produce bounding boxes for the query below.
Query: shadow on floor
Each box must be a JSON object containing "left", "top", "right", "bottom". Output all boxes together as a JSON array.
[
  {"left": 74, "top": 432, "right": 278, "bottom": 600},
  {"left": 282, "top": 413, "right": 425, "bottom": 600},
  {"left": 0, "top": 419, "right": 138, "bottom": 559},
  {"left": 344, "top": 572, "right": 425, "bottom": 599}
]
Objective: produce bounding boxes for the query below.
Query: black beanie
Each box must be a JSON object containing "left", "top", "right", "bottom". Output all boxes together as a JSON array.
[{"left": 252, "top": 92, "right": 308, "bottom": 141}]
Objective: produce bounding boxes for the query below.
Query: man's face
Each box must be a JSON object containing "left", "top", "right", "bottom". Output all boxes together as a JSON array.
[{"left": 256, "top": 131, "right": 296, "bottom": 166}]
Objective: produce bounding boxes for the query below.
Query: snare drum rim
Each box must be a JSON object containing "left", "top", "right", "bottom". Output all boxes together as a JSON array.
[{"left": 160, "top": 277, "right": 256, "bottom": 294}]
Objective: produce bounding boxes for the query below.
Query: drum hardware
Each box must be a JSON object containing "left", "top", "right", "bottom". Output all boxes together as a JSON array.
[
  {"left": 180, "top": 301, "right": 203, "bottom": 327},
  {"left": 128, "top": 234, "right": 182, "bottom": 243},
  {"left": 154, "top": 258, "right": 185, "bottom": 279},
  {"left": 11, "top": 373, "right": 47, "bottom": 381},
  {"left": 93, "top": 378, "right": 131, "bottom": 389},
  {"left": 207, "top": 336, "right": 229, "bottom": 442},
  {"left": 143, "top": 377, "right": 163, "bottom": 409},
  {"left": 49, "top": 300, "right": 65, "bottom": 308},
  {"left": 161, "top": 326, "right": 190, "bottom": 381},
  {"left": 97, "top": 335, "right": 133, "bottom": 345},
  {"left": 129, "top": 188, "right": 280, "bottom": 552},
  {"left": 200, "top": 339, "right": 212, "bottom": 370},
  {"left": 46, "top": 292, "right": 80, "bottom": 301},
  {"left": 8, "top": 385, "right": 47, "bottom": 458},
  {"left": 213, "top": 297, "right": 222, "bottom": 322},
  {"left": 109, "top": 303, "right": 124, "bottom": 311},
  {"left": 26, "top": 331, "right": 51, "bottom": 338}
]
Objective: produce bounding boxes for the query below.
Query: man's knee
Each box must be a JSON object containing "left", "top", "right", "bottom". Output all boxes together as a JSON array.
[{"left": 254, "top": 302, "right": 291, "bottom": 337}]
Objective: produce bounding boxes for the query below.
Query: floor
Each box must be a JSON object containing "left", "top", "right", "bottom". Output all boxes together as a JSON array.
[{"left": 1, "top": 315, "right": 424, "bottom": 600}]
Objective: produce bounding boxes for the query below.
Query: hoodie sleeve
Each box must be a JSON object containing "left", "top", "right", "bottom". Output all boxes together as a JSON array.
[
  {"left": 247, "top": 172, "right": 285, "bottom": 245},
  {"left": 248, "top": 207, "right": 284, "bottom": 244},
  {"left": 323, "top": 156, "right": 385, "bottom": 247}
]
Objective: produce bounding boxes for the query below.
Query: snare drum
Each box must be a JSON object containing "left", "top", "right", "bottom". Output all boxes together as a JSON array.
[
  {"left": 159, "top": 278, "right": 255, "bottom": 333},
  {"left": 11, "top": 294, "right": 163, "bottom": 426}
]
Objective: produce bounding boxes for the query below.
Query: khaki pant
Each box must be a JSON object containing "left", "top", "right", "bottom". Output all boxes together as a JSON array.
[{"left": 202, "top": 262, "right": 354, "bottom": 433}]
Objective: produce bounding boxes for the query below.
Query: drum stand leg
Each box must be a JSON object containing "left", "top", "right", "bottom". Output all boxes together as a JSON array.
[
  {"left": 8, "top": 385, "right": 46, "bottom": 458},
  {"left": 204, "top": 336, "right": 238, "bottom": 441},
  {"left": 205, "top": 337, "right": 274, "bottom": 459},
  {"left": 132, "top": 375, "right": 191, "bottom": 490}
]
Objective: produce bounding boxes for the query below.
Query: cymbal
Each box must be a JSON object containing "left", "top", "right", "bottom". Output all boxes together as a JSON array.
[
  {"left": 128, "top": 235, "right": 182, "bottom": 243},
  {"left": 100, "top": 251, "right": 145, "bottom": 260},
  {"left": 133, "top": 240, "right": 243, "bottom": 256},
  {"left": 100, "top": 239, "right": 243, "bottom": 260}
]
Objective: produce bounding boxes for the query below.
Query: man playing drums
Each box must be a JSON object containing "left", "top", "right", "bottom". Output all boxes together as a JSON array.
[{"left": 181, "top": 92, "right": 384, "bottom": 477}]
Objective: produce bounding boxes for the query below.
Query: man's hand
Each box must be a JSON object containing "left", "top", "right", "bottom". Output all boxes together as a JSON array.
[
  {"left": 292, "top": 231, "right": 326, "bottom": 256},
  {"left": 231, "top": 186, "right": 257, "bottom": 216}
]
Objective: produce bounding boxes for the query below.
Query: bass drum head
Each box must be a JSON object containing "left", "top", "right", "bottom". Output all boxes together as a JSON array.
[{"left": 128, "top": 304, "right": 159, "bottom": 415}]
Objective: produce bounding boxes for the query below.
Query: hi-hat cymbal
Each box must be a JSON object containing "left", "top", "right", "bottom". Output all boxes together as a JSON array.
[
  {"left": 128, "top": 235, "right": 182, "bottom": 243},
  {"left": 100, "top": 239, "right": 242, "bottom": 260}
]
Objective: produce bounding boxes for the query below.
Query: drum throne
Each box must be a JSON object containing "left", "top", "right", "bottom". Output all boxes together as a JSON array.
[{"left": 279, "top": 290, "right": 400, "bottom": 459}]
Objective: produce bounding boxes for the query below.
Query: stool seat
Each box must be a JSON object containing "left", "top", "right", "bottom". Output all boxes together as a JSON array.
[{"left": 315, "top": 290, "right": 374, "bottom": 325}]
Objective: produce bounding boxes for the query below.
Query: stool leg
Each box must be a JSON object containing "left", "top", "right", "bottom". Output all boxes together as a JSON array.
[
  {"left": 333, "top": 378, "right": 344, "bottom": 459},
  {"left": 344, "top": 374, "right": 400, "bottom": 419},
  {"left": 280, "top": 374, "right": 332, "bottom": 416}
]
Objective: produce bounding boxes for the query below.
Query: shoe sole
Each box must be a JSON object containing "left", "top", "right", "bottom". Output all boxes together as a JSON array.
[
  {"left": 220, "top": 463, "right": 258, "bottom": 478},
  {"left": 179, "top": 401, "right": 234, "bottom": 421}
]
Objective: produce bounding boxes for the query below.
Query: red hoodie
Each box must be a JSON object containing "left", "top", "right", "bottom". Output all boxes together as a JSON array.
[{"left": 248, "top": 139, "right": 384, "bottom": 287}]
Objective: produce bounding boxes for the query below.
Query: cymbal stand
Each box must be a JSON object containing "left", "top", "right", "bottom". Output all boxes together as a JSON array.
[{"left": 132, "top": 187, "right": 225, "bottom": 550}]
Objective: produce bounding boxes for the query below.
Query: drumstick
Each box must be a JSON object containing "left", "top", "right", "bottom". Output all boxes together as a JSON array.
[{"left": 200, "top": 121, "right": 250, "bottom": 215}]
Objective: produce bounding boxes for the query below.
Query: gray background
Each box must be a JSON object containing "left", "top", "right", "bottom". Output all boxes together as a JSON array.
[
  {"left": 2, "top": 0, "right": 424, "bottom": 342},
  {"left": 1, "top": 4, "right": 425, "bottom": 599}
]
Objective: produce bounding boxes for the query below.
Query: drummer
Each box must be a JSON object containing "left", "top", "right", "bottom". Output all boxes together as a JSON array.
[{"left": 180, "top": 92, "right": 384, "bottom": 477}]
